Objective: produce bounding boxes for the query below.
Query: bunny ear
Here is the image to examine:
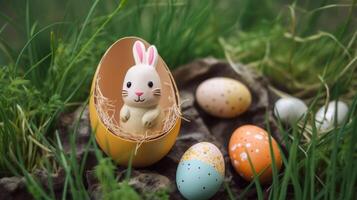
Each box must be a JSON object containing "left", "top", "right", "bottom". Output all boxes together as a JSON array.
[
  {"left": 146, "top": 45, "right": 158, "bottom": 68},
  {"left": 133, "top": 40, "right": 146, "bottom": 65}
]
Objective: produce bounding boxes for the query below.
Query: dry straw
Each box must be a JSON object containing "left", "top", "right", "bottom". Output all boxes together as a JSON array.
[{"left": 94, "top": 76, "right": 182, "bottom": 143}]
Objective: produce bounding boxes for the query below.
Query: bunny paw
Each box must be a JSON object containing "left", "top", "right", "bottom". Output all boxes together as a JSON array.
[
  {"left": 121, "top": 114, "right": 130, "bottom": 122},
  {"left": 142, "top": 108, "right": 160, "bottom": 128},
  {"left": 144, "top": 120, "right": 153, "bottom": 128},
  {"left": 120, "top": 106, "right": 130, "bottom": 122}
]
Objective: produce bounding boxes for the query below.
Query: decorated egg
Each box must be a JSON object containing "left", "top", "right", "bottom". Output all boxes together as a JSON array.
[
  {"left": 274, "top": 97, "right": 308, "bottom": 124},
  {"left": 228, "top": 125, "right": 282, "bottom": 183},
  {"left": 195, "top": 77, "right": 252, "bottom": 118},
  {"left": 176, "top": 142, "right": 225, "bottom": 200},
  {"left": 315, "top": 100, "right": 349, "bottom": 132}
]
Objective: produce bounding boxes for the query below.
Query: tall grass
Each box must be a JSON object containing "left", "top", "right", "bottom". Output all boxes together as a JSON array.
[
  {"left": 0, "top": 0, "right": 234, "bottom": 174},
  {"left": 0, "top": 0, "right": 238, "bottom": 199},
  {"left": 0, "top": 0, "right": 356, "bottom": 199},
  {"left": 221, "top": 1, "right": 357, "bottom": 199},
  {"left": 221, "top": 20, "right": 356, "bottom": 99}
]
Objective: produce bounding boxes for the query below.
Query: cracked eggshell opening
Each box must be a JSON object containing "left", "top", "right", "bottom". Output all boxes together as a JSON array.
[{"left": 89, "top": 37, "right": 181, "bottom": 167}]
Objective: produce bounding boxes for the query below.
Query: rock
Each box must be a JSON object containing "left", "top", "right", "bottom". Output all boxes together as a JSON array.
[
  {"left": 32, "top": 169, "right": 66, "bottom": 193},
  {"left": 169, "top": 58, "right": 281, "bottom": 199},
  {"left": 86, "top": 170, "right": 102, "bottom": 200},
  {"left": 86, "top": 169, "right": 172, "bottom": 199},
  {"left": 0, "top": 177, "right": 24, "bottom": 192},
  {"left": 59, "top": 106, "right": 92, "bottom": 155},
  {"left": 0, "top": 177, "right": 30, "bottom": 200},
  {"left": 58, "top": 106, "right": 99, "bottom": 172},
  {"left": 174, "top": 58, "right": 281, "bottom": 145},
  {"left": 127, "top": 171, "right": 172, "bottom": 194}
]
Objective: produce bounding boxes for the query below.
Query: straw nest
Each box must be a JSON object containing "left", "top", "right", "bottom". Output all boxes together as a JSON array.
[{"left": 94, "top": 76, "right": 183, "bottom": 142}]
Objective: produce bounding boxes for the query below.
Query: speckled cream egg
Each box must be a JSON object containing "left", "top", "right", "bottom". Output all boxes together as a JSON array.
[
  {"left": 196, "top": 77, "right": 252, "bottom": 118},
  {"left": 176, "top": 142, "right": 225, "bottom": 200},
  {"left": 228, "top": 125, "right": 282, "bottom": 183}
]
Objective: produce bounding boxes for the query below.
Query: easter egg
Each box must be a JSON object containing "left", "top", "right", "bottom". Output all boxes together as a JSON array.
[
  {"left": 315, "top": 100, "right": 348, "bottom": 132},
  {"left": 195, "top": 77, "right": 252, "bottom": 118},
  {"left": 274, "top": 97, "right": 308, "bottom": 124},
  {"left": 176, "top": 142, "right": 225, "bottom": 200},
  {"left": 89, "top": 37, "right": 181, "bottom": 167},
  {"left": 228, "top": 125, "right": 282, "bottom": 183}
]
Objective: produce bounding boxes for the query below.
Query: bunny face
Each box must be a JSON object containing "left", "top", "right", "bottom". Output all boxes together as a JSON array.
[{"left": 122, "top": 41, "right": 162, "bottom": 108}]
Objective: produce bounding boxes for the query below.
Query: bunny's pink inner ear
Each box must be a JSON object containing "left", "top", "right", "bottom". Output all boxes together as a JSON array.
[
  {"left": 148, "top": 47, "right": 154, "bottom": 65},
  {"left": 135, "top": 42, "right": 144, "bottom": 63},
  {"left": 133, "top": 40, "right": 145, "bottom": 64},
  {"left": 147, "top": 46, "right": 158, "bottom": 67}
]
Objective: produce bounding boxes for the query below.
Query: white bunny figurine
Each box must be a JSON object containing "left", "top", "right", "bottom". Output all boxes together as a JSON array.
[{"left": 120, "top": 40, "right": 162, "bottom": 135}]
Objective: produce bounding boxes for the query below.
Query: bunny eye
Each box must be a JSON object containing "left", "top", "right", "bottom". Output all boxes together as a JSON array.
[
  {"left": 148, "top": 81, "right": 153, "bottom": 88},
  {"left": 126, "top": 81, "right": 132, "bottom": 88}
]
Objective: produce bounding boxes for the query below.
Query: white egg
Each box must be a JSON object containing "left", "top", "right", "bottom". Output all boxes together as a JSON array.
[
  {"left": 274, "top": 97, "right": 308, "bottom": 124},
  {"left": 315, "top": 101, "right": 349, "bottom": 132}
]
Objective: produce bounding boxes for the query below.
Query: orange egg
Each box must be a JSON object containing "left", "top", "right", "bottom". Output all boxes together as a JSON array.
[{"left": 228, "top": 125, "right": 282, "bottom": 183}]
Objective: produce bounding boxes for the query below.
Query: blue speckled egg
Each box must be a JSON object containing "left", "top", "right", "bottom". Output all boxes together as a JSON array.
[{"left": 176, "top": 142, "right": 225, "bottom": 200}]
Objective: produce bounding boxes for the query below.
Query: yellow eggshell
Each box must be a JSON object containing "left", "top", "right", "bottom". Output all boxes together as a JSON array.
[
  {"left": 228, "top": 125, "right": 282, "bottom": 183},
  {"left": 89, "top": 37, "right": 181, "bottom": 167},
  {"left": 196, "top": 77, "right": 252, "bottom": 118}
]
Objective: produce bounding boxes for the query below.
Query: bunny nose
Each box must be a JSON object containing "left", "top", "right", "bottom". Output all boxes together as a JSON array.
[{"left": 135, "top": 91, "right": 144, "bottom": 96}]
